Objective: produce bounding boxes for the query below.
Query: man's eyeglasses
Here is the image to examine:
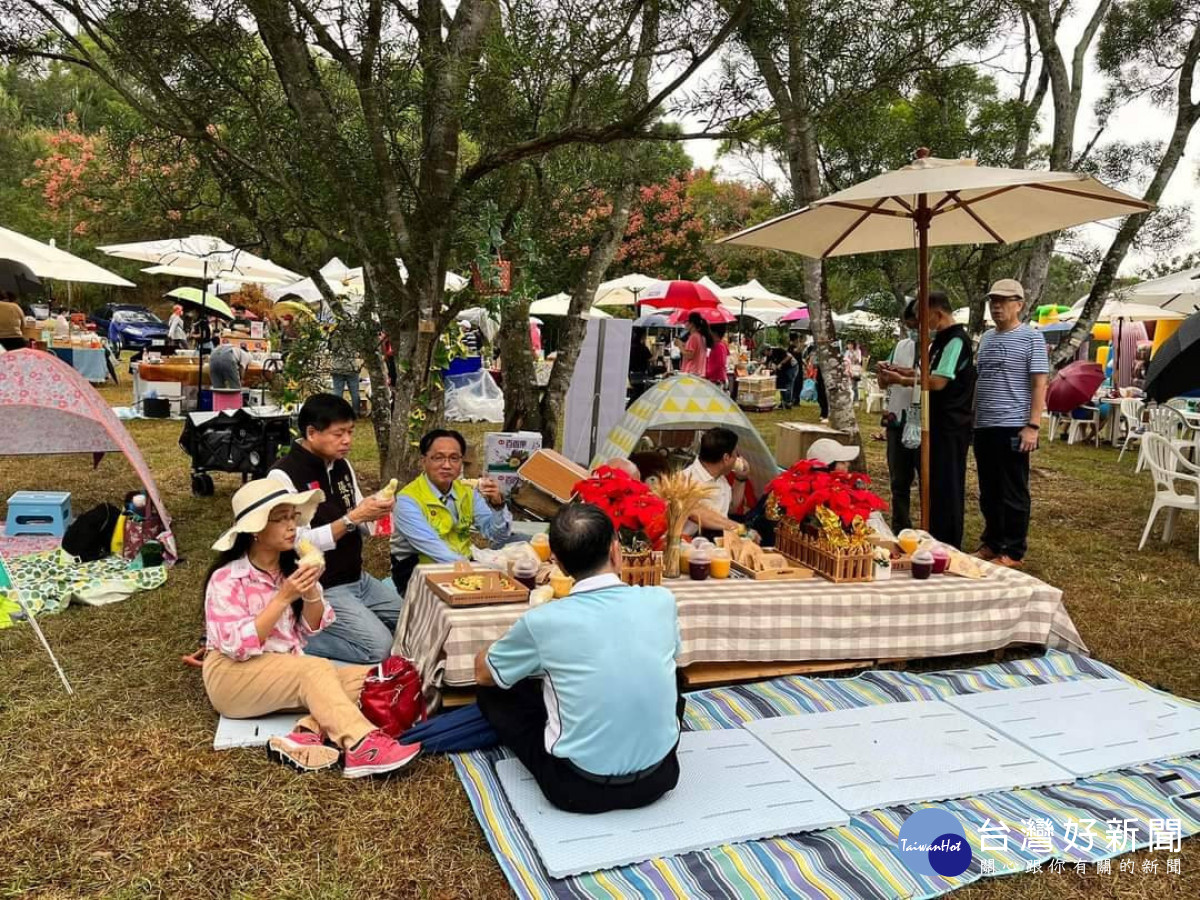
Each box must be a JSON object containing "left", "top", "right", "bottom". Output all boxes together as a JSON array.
[{"left": 427, "top": 454, "right": 463, "bottom": 465}]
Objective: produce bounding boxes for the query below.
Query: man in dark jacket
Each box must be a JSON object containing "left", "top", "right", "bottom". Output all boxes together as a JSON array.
[
  {"left": 878, "top": 291, "right": 976, "bottom": 548},
  {"left": 269, "top": 394, "right": 398, "bottom": 662}
]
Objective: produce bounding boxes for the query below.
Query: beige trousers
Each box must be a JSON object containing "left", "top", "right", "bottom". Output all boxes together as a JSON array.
[{"left": 204, "top": 651, "right": 375, "bottom": 749}]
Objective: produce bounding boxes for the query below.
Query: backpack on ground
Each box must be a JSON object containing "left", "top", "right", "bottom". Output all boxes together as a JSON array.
[{"left": 62, "top": 503, "right": 122, "bottom": 563}]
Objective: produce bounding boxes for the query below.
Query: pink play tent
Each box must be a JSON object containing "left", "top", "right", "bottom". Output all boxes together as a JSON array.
[{"left": 0, "top": 349, "right": 176, "bottom": 561}]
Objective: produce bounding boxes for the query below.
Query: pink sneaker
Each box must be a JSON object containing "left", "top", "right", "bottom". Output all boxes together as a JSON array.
[
  {"left": 266, "top": 730, "right": 340, "bottom": 773},
  {"left": 343, "top": 731, "right": 422, "bottom": 779}
]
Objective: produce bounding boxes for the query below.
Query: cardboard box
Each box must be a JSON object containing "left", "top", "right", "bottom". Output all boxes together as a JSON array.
[
  {"left": 484, "top": 431, "right": 543, "bottom": 473},
  {"left": 775, "top": 422, "right": 851, "bottom": 468},
  {"left": 517, "top": 449, "right": 589, "bottom": 502},
  {"left": 508, "top": 449, "right": 591, "bottom": 520}
]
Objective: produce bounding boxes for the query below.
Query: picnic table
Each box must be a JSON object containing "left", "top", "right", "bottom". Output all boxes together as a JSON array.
[{"left": 393, "top": 562, "right": 1087, "bottom": 706}]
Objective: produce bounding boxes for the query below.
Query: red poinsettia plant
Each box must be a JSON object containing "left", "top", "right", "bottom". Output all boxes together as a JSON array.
[
  {"left": 766, "top": 459, "right": 888, "bottom": 530},
  {"left": 572, "top": 466, "right": 668, "bottom": 552}
]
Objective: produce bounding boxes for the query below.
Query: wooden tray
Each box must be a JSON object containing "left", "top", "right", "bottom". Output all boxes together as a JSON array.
[
  {"left": 731, "top": 559, "right": 814, "bottom": 580},
  {"left": 426, "top": 562, "right": 530, "bottom": 608}
]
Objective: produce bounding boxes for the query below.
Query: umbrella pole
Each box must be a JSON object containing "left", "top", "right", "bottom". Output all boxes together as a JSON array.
[
  {"left": 917, "top": 193, "right": 932, "bottom": 532},
  {"left": 198, "top": 259, "right": 208, "bottom": 411}
]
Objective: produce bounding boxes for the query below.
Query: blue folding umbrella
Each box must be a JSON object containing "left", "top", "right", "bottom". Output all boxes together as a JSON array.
[{"left": 399, "top": 703, "right": 499, "bottom": 753}]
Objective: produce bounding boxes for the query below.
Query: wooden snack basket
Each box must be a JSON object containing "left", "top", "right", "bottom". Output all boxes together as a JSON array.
[
  {"left": 425, "top": 561, "right": 531, "bottom": 608},
  {"left": 775, "top": 519, "right": 873, "bottom": 584}
]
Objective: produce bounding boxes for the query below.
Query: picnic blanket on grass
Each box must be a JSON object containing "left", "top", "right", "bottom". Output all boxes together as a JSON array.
[
  {"left": 0, "top": 549, "right": 166, "bottom": 626},
  {"left": 453, "top": 651, "right": 1200, "bottom": 900}
]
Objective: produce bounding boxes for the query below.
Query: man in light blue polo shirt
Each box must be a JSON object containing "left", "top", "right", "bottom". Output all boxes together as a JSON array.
[{"left": 474, "top": 502, "right": 684, "bottom": 814}]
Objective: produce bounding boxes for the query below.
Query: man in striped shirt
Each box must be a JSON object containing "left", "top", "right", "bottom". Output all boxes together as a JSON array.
[{"left": 973, "top": 279, "right": 1049, "bottom": 567}]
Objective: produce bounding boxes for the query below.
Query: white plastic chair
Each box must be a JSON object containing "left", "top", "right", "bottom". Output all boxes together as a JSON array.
[
  {"left": 1045, "top": 413, "right": 1070, "bottom": 443},
  {"left": 1138, "top": 433, "right": 1200, "bottom": 561},
  {"left": 863, "top": 376, "right": 886, "bottom": 413},
  {"left": 1136, "top": 406, "right": 1192, "bottom": 473},
  {"left": 1066, "top": 405, "right": 1101, "bottom": 447},
  {"left": 1116, "top": 397, "right": 1146, "bottom": 462}
]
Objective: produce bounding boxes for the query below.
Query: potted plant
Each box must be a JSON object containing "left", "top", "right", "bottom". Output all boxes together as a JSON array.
[{"left": 764, "top": 460, "right": 888, "bottom": 582}]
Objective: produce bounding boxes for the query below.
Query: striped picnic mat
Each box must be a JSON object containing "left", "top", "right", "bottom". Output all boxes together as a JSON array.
[{"left": 453, "top": 651, "right": 1200, "bottom": 899}]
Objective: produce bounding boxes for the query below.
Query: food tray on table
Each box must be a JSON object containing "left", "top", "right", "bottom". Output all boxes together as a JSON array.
[
  {"left": 730, "top": 559, "right": 813, "bottom": 580},
  {"left": 425, "top": 561, "right": 530, "bottom": 608}
]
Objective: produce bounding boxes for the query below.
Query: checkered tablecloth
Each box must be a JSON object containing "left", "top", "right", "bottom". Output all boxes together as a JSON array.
[{"left": 392, "top": 564, "right": 1088, "bottom": 698}]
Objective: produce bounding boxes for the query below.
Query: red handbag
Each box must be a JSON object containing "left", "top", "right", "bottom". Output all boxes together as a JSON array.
[{"left": 359, "top": 656, "right": 426, "bottom": 737}]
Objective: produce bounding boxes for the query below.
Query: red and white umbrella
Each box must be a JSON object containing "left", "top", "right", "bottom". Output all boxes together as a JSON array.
[
  {"left": 640, "top": 279, "right": 721, "bottom": 311},
  {"left": 667, "top": 306, "right": 735, "bottom": 326}
]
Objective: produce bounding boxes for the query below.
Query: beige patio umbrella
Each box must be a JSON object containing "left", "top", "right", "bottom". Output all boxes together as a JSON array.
[
  {"left": 594, "top": 273, "right": 657, "bottom": 308},
  {"left": 719, "top": 151, "right": 1151, "bottom": 531},
  {"left": 0, "top": 226, "right": 134, "bottom": 287}
]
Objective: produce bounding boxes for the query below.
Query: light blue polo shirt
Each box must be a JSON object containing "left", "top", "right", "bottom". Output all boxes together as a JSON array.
[{"left": 485, "top": 573, "right": 681, "bottom": 777}]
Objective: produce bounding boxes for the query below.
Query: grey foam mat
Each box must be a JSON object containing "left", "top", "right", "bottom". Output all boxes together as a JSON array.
[
  {"left": 743, "top": 700, "right": 1073, "bottom": 813},
  {"left": 946, "top": 680, "right": 1200, "bottom": 778},
  {"left": 214, "top": 713, "right": 298, "bottom": 750},
  {"left": 495, "top": 729, "right": 849, "bottom": 878}
]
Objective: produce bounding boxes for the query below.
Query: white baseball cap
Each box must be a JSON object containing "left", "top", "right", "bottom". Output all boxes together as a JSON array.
[{"left": 807, "top": 438, "right": 860, "bottom": 466}]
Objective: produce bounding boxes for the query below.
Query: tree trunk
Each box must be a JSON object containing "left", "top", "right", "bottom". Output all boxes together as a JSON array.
[
  {"left": 1018, "top": 0, "right": 1112, "bottom": 305},
  {"left": 537, "top": 182, "right": 637, "bottom": 450},
  {"left": 501, "top": 290, "right": 543, "bottom": 433}
]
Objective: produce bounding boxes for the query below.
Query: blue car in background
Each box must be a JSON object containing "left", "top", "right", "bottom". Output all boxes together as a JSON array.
[{"left": 88, "top": 303, "right": 170, "bottom": 353}]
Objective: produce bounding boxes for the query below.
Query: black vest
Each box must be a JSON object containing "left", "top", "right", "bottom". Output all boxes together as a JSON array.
[
  {"left": 930, "top": 324, "right": 976, "bottom": 433},
  {"left": 271, "top": 441, "right": 362, "bottom": 588}
]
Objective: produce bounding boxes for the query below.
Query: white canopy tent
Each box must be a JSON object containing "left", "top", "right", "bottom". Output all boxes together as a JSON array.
[{"left": 529, "top": 292, "right": 613, "bottom": 318}]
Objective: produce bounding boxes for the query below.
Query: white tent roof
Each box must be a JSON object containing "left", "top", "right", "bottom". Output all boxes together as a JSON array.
[
  {"left": 1064, "top": 298, "right": 1184, "bottom": 323},
  {"left": 952, "top": 306, "right": 995, "bottom": 326},
  {"left": 529, "top": 293, "right": 612, "bottom": 318},
  {"left": 591, "top": 374, "right": 778, "bottom": 494},
  {"left": 0, "top": 226, "right": 134, "bottom": 287},
  {"left": 838, "top": 310, "right": 894, "bottom": 333}
]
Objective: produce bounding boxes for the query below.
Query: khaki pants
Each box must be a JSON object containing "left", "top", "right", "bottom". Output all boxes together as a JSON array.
[{"left": 204, "top": 651, "right": 375, "bottom": 749}]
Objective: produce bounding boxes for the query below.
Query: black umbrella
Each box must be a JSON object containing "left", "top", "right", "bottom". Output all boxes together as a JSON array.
[{"left": 1145, "top": 311, "right": 1200, "bottom": 401}]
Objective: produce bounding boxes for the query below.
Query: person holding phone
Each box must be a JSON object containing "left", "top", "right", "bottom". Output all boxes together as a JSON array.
[
  {"left": 877, "top": 292, "right": 975, "bottom": 549},
  {"left": 973, "top": 279, "right": 1049, "bottom": 568}
]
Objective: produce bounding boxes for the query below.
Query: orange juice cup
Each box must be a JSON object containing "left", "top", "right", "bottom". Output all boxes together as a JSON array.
[
  {"left": 898, "top": 530, "right": 920, "bottom": 555},
  {"left": 550, "top": 573, "right": 574, "bottom": 598},
  {"left": 531, "top": 533, "right": 551, "bottom": 562},
  {"left": 710, "top": 548, "right": 731, "bottom": 579}
]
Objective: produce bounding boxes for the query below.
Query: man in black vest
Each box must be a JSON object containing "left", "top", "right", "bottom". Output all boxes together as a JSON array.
[
  {"left": 269, "top": 394, "right": 399, "bottom": 663},
  {"left": 877, "top": 291, "right": 976, "bottom": 548}
]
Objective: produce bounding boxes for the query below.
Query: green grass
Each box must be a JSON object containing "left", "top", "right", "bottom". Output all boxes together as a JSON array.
[{"left": 0, "top": 371, "right": 1197, "bottom": 898}]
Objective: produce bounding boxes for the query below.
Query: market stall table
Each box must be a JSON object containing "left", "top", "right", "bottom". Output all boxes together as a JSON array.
[
  {"left": 394, "top": 562, "right": 1087, "bottom": 707},
  {"left": 48, "top": 346, "right": 110, "bottom": 383}
]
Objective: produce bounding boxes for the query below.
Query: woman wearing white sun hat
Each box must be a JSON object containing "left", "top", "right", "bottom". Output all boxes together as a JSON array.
[{"left": 203, "top": 479, "right": 421, "bottom": 778}]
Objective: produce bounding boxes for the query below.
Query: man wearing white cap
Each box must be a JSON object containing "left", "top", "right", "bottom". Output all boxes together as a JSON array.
[
  {"left": 973, "top": 279, "right": 1049, "bottom": 568},
  {"left": 806, "top": 438, "right": 859, "bottom": 472}
]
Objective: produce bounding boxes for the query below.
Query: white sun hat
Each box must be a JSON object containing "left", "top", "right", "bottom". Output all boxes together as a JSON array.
[{"left": 212, "top": 479, "right": 324, "bottom": 551}]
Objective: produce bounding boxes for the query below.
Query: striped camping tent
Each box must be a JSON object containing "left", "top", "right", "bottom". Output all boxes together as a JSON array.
[{"left": 590, "top": 374, "right": 778, "bottom": 494}]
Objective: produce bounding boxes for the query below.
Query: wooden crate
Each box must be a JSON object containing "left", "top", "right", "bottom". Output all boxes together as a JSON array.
[
  {"left": 425, "top": 563, "right": 530, "bottom": 607},
  {"left": 620, "top": 550, "right": 663, "bottom": 587},
  {"left": 775, "top": 520, "right": 873, "bottom": 583}
]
